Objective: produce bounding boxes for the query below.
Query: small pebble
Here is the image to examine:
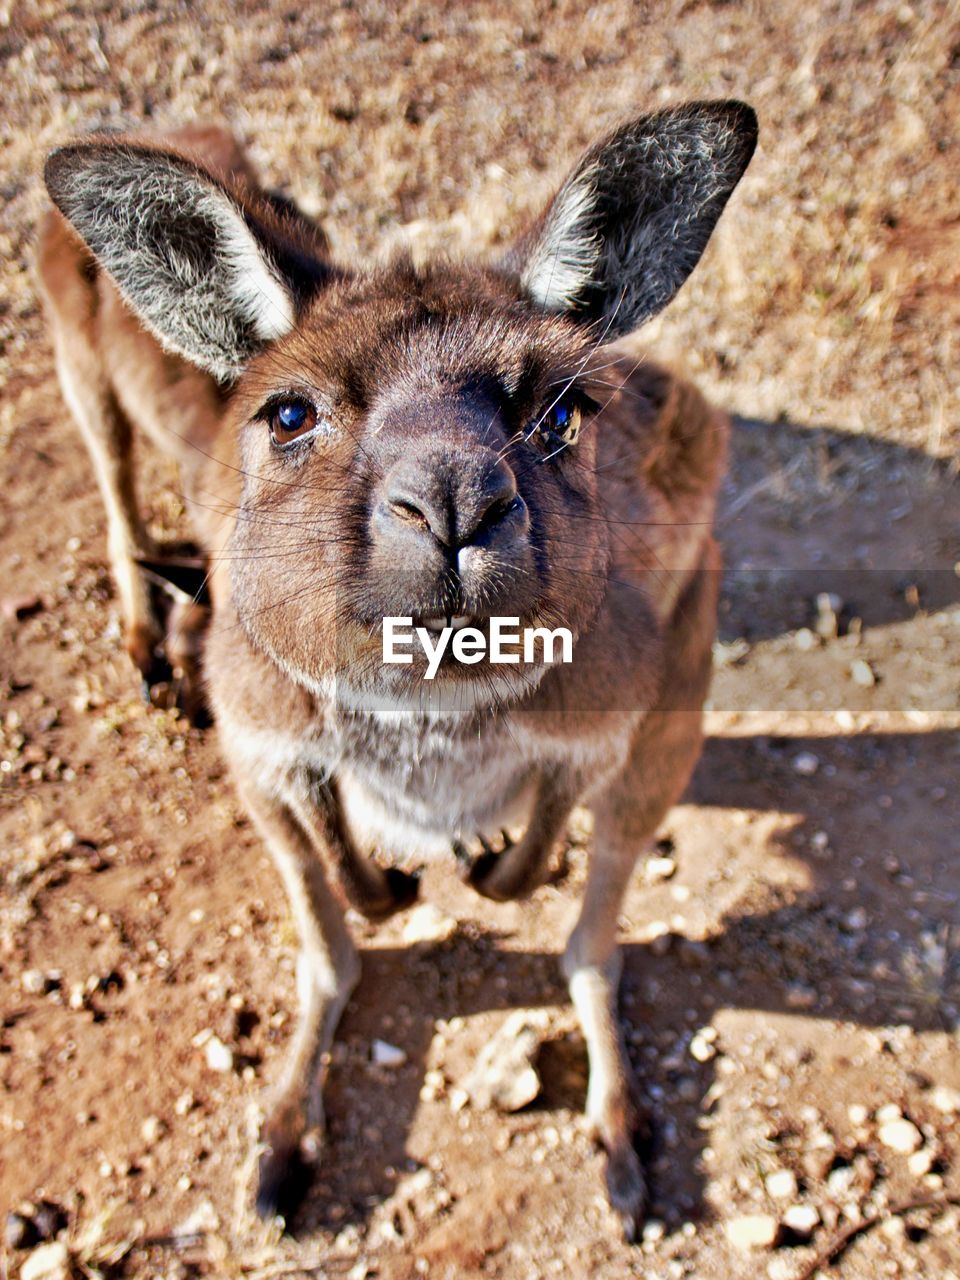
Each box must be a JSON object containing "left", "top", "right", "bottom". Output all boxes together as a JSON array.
[
  {"left": 847, "top": 1104, "right": 869, "bottom": 1125},
  {"left": 21, "top": 969, "right": 49, "bottom": 995},
  {"left": 815, "top": 592, "right": 842, "bottom": 639},
  {"left": 402, "top": 903, "right": 457, "bottom": 945},
  {"left": 785, "top": 983, "right": 817, "bottom": 1010},
  {"left": 782, "top": 1203, "right": 819, "bottom": 1238},
  {"left": 793, "top": 752, "right": 819, "bottom": 776},
  {"left": 725, "top": 1214, "right": 781, "bottom": 1250},
  {"left": 642, "top": 1218, "right": 666, "bottom": 1243},
  {"left": 930, "top": 1085, "right": 960, "bottom": 1114},
  {"left": 826, "top": 1165, "right": 857, "bottom": 1197},
  {"left": 462, "top": 1010, "right": 547, "bottom": 1112},
  {"left": 765, "top": 1169, "right": 798, "bottom": 1199},
  {"left": 20, "top": 1241, "right": 71, "bottom": 1280},
  {"left": 907, "top": 1148, "right": 934, "bottom": 1177},
  {"left": 141, "top": 1115, "right": 166, "bottom": 1145},
  {"left": 204, "top": 1036, "right": 234, "bottom": 1073},
  {"left": 850, "top": 659, "right": 876, "bottom": 687},
  {"left": 690, "top": 1033, "right": 717, "bottom": 1063},
  {"left": 645, "top": 855, "right": 677, "bottom": 883},
  {"left": 878, "top": 1117, "right": 923, "bottom": 1154},
  {"left": 371, "top": 1039, "right": 407, "bottom": 1068}
]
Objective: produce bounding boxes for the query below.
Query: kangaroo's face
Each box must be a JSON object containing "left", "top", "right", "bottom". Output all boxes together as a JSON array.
[
  {"left": 44, "top": 101, "right": 757, "bottom": 714},
  {"left": 228, "top": 264, "right": 610, "bottom": 706}
]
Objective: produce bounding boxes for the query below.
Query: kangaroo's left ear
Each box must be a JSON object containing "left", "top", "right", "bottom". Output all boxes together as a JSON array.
[
  {"left": 44, "top": 141, "right": 336, "bottom": 383},
  {"left": 506, "top": 100, "right": 758, "bottom": 339}
]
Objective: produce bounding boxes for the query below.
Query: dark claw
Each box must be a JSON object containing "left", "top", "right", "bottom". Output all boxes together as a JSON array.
[
  {"left": 170, "top": 671, "right": 212, "bottom": 727},
  {"left": 256, "top": 1142, "right": 311, "bottom": 1222},
  {"left": 604, "top": 1142, "right": 648, "bottom": 1243},
  {"left": 452, "top": 839, "right": 473, "bottom": 869},
  {"left": 383, "top": 866, "right": 420, "bottom": 911},
  {"left": 354, "top": 867, "right": 420, "bottom": 920},
  {"left": 467, "top": 849, "right": 502, "bottom": 891},
  {"left": 454, "top": 830, "right": 514, "bottom": 885},
  {"left": 137, "top": 648, "right": 172, "bottom": 695}
]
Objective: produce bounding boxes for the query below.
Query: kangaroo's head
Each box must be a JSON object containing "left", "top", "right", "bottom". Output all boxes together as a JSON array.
[{"left": 45, "top": 102, "right": 757, "bottom": 716}]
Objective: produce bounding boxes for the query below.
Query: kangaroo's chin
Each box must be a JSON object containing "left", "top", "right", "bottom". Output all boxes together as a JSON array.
[{"left": 318, "top": 663, "right": 546, "bottom": 723}]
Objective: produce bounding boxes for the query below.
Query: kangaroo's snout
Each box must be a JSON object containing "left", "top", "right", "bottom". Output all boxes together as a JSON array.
[
  {"left": 378, "top": 446, "right": 525, "bottom": 554},
  {"left": 364, "top": 406, "right": 537, "bottom": 623}
]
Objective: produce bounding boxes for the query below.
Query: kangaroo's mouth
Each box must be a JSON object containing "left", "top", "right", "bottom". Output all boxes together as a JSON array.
[{"left": 418, "top": 614, "right": 476, "bottom": 633}]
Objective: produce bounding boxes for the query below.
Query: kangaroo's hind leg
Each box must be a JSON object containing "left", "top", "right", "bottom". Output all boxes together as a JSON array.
[
  {"left": 38, "top": 213, "right": 165, "bottom": 681},
  {"left": 564, "top": 555, "right": 719, "bottom": 1239},
  {"left": 236, "top": 779, "right": 361, "bottom": 1220}
]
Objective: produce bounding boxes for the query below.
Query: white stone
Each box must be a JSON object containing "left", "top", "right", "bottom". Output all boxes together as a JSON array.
[
  {"left": 850, "top": 659, "right": 876, "bottom": 687},
  {"left": 725, "top": 1214, "right": 781, "bottom": 1249},
  {"left": 875, "top": 1102, "right": 902, "bottom": 1123},
  {"left": 827, "top": 1166, "right": 857, "bottom": 1197},
  {"left": 141, "top": 1115, "right": 165, "bottom": 1145},
  {"left": 645, "top": 855, "right": 677, "bottom": 883},
  {"left": 204, "top": 1035, "right": 234, "bottom": 1072},
  {"left": 21, "top": 969, "right": 49, "bottom": 995},
  {"left": 930, "top": 1085, "right": 960, "bottom": 1114},
  {"left": 847, "top": 1104, "right": 869, "bottom": 1125},
  {"left": 461, "top": 1010, "right": 547, "bottom": 1112},
  {"left": 402, "top": 903, "right": 457, "bottom": 945},
  {"left": 174, "top": 1199, "right": 220, "bottom": 1237},
  {"left": 878, "top": 1118, "right": 923, "bottom": 1154},
  {"left": 765, "top": 1169, "right": 798, "bottom": 1199},
  {"left": 782, "top": 1204, "right": 819, "bottom": 1237},
  {"left": 690, "top": 1034, "right": 717, "bottom": 1063},
  {"left": 907, "top": 1148, "right": 934, "bottom": 1177},
  {"left": 793, "top": 752, "right": 819, "bottom": 776},
  {"left": 371, "top": 1039, "right": 407, "bottom": 1068},
  {"left": 21, "top": 1243, "right": 71, "bottom": 1280}
]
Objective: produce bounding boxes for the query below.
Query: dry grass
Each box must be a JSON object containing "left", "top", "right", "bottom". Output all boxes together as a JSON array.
[{"left": 1, "top": 0, "right": 958, "bottom": 458}]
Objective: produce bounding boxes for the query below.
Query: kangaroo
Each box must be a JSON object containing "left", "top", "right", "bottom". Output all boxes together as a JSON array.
[{"left": 39, "top": 102, "right": 757, "bottom": 1237}]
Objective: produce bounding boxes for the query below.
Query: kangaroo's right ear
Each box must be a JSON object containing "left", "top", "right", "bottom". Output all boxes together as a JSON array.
[
  {"left": 506, "top": 101, "right": 758, "bottom": 340},
  {"left": 44, "top": 142, "right": 335, "bottom": 383}
]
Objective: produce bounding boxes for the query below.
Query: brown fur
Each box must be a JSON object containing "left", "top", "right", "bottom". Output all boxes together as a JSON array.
[{"left": 39, "top": 114, "right": 745, "bottom": 1237}]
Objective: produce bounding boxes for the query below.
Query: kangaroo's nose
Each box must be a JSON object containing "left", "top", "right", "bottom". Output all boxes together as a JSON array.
[{"left": 384, "top": 453, "right": 520, "bottom": 550}]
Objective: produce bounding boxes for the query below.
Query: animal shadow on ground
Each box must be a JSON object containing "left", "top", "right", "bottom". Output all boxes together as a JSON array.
[{"left": 274, "top": 415, "right": 959, "bottom": 1234}]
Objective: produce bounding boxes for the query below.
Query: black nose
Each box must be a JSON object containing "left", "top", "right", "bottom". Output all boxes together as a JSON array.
[{"left": 384, "top": 452, "right": 519, "bottom": 550}]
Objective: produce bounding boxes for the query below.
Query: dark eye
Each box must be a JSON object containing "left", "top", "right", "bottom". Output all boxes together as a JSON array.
[
  {"left": 540, "top": 400, "right": 582, "bottom": 448},
  {"left": 269, "top": 398, "right": 318, "bottom": 446}
]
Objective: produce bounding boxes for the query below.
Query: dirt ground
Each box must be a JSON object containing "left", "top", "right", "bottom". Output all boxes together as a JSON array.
[{"left": 1, "top": 1, "right": 959, "bottom": 1278}]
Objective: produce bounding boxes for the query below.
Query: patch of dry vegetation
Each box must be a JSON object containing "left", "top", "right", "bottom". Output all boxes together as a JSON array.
[{"left": 1, "top": 0, "right": 958, "bottom": 457}]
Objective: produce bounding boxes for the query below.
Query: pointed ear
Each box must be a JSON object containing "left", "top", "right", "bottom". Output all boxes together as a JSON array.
[
  {"left": 507, "top": 101, "right": 758, "bottom": 338},
  {"left": 44, "top": 141, "right": 334, "bottom": 382}
]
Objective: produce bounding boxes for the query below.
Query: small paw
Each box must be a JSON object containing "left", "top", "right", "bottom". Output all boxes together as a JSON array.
[
  {"left": 256, "top": 1114, "right": 322, "bottom": 1222},
  {"left": 453, "top": 831, "right": 514, "bottom": 897},
  {"left": 256, "top": 1137, "right": 310, "bottom": 1222},
  {"left": 361, "top": 867, "right": 420, "bottom": 920},
  {"left": 605, "top": 1141, "right": 648, "bottom": 1243}
]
